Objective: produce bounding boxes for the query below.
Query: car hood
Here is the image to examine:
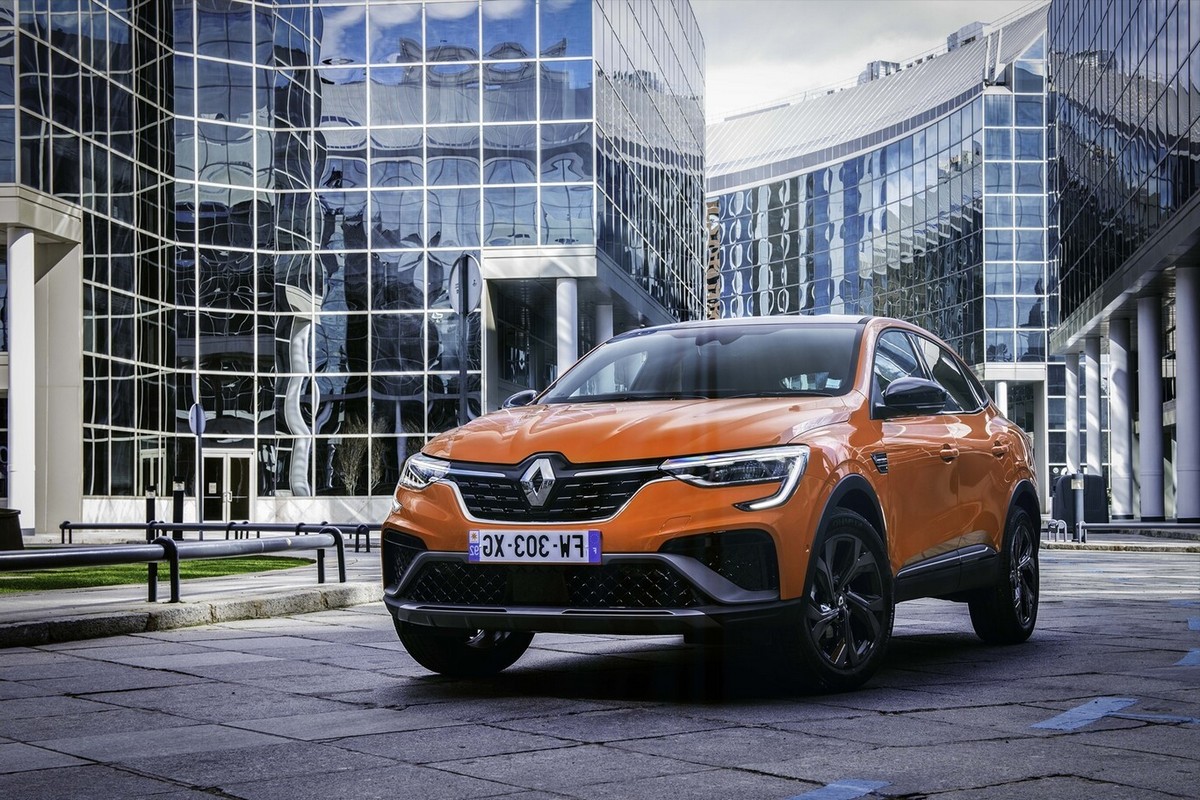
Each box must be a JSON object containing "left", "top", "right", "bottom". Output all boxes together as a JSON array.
[{"left": 424, "top": 396, "right": 857, "bottom": 465}]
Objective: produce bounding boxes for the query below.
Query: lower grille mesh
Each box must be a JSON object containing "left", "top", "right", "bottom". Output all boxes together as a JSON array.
[{"left": 401, "top": 561, "right": 703, "bottom": 608}]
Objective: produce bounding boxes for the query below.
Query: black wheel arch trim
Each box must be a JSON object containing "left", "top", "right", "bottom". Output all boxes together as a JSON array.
[
  {"left": 1006, "top": 479, "right": 1042, "bottom": 537},
  {"left": 812, "top": 473, "right": 888, "bottom": 550}
]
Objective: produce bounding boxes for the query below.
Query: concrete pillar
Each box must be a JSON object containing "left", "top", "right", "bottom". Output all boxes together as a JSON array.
[
  {"left": 1137, "top": 295, "right": 1164, "bottom": 521},
  {"left": 6, "top": 228, "right": 35, "bottom": 533},
  {"left": 1034, "top": 378, "right": 1050, "bottom": 511},
  {"left": 556, "top": 277, "right": 578, "bottom": 378},
  {"left": 1065, "top": 352, "right": 1080, "bottom": 473},
  {"left": 1177, "top": 266, "right": 1200, "bottom": 521},
  {"left": 993, "top": 380, "right": 1008, "bottom": 418},
  {"left": 1084, "top": 336, "right": 1102, "bottom": 476},
  {"left": 1108, "top": 317, "right": 1134, "bottom": 519},
  {"left": 595, "top": 303, "right": 613, "bottom": 344}
]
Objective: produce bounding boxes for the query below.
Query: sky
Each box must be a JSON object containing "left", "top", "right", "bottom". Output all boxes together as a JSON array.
[{"left": 692, "top": 0, "right": 1037, "bottom": 121}]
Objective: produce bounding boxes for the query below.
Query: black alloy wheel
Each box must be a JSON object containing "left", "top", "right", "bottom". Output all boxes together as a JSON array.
[
  {"left": 395, "top": 620, "right": 534, "bottom": 677},
  {"left": 794, "top": 510, "right": 894, "bottom": 692},
  {"left": 969, "top": 506, "right": 1039, "bottom": 644}
]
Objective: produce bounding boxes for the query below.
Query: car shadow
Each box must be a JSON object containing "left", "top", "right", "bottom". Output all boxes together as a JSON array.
[{"left": 408, "top": 630, "right": 1007, "bottom": 704}]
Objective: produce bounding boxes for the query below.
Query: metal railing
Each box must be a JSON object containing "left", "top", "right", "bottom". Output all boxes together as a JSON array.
[
  {"left": 1, "top": 527, "right": 346, "bottom": 603},
  {"left": 60, "top": 520, "right": 382, "bottom": 552}
]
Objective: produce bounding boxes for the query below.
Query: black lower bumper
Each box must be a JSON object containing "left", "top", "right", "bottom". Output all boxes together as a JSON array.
[
  {"left": 383, "top": 546, "right": 800, "bottom": 636},
  {"left": 383, "top": 593, "right": 804, "bottom": 636}
]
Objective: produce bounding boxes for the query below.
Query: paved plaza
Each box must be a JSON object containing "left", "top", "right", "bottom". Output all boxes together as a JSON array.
[{"left": 0, "top": 547, "right": 1197, "bottom": 799}]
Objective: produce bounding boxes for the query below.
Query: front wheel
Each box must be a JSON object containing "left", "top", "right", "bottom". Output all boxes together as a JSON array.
[
  {"left": 968, "top": 506, "right": 1039, "bottom": 644},
  {"left": 395, "top": 620, "right": 533, "bottom": 677},
  {"left": 791, "top": 510, "right": 894, "bottom": 693}
]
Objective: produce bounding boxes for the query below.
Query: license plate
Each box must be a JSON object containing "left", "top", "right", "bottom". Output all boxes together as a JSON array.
[{"left": 468, "top": 529, "right": 601, "bottom": 564}]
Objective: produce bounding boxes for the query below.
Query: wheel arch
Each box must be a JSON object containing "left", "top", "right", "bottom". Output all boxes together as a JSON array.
[
  {"left": 816, "top": 473, "right": 887, "bottom": 549},
  {"left": 1007, "top": 479, "right": 1041, "bottom": 539}
]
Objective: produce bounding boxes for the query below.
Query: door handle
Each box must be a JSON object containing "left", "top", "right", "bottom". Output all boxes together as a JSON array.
[{"left": 939, "top": 445, "right": 959, "bottom": 462}]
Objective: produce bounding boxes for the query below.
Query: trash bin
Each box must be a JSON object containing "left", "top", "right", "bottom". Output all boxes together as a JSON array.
[
  {"left": 1051, "top": 474, "right": 1108, "bottom": 530},
  {"left": 0, "top": 508, "right": 23, "bottom": 550}
]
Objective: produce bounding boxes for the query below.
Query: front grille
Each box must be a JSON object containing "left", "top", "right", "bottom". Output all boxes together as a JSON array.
[
  {"left": 399, "top": 561, "right": 703, "bottom": 608},
  {"left": 450, "top": 458, "right": 660, "bottom": 522}
]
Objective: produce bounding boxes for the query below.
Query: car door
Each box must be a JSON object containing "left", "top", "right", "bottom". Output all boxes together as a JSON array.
[
  {"left": 871, "top": 329, "right": 961, "bottom": 575},
  {"left": 912, "top": 336, "right": 1007, "bottom": 552}
]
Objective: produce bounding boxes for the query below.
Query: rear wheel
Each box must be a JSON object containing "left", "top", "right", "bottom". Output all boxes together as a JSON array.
[
  {"left": 395, "top": 620, "right": 533, "bottom": 677},
  {"left": 968, "top": 506, "right": 1039, "bottom": 644},
  {"left": 792, "top": 510, "right": 894, "bottom": 692}
]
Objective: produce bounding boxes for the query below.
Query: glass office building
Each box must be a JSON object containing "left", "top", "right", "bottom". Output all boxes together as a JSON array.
[
  {"left": 707, "top": 5, "right": 1057, "bottom": 504},
  {"left": 0, "top": 0, "right": 705, "bottom": 530},
  {"left": 1049, "top": 0, "right": 1200, "bottom": 520}
]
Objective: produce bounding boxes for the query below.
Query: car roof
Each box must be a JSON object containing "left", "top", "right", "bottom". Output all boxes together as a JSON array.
[{"left": 610, "top": 314, "right": 875, "bottom": 342}]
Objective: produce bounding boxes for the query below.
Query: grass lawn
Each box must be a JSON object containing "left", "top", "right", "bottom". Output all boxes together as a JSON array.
[{"left": 0, "top": 556, "right": 314, "bottom": 593}]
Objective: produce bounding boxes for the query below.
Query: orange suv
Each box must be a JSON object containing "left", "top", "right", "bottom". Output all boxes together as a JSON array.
[{"left": 382, "top": 316, "right": 1040, "bottom": 691}]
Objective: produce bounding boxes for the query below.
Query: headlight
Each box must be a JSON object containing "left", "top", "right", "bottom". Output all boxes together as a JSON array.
[
  {"left": 660, "top": 445, "right": 809, "bottom": 511},
  {"left": 397, "top": 453, "right": 450, "bottom": 491}
]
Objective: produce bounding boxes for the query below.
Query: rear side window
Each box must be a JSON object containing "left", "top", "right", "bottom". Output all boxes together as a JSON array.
[{"left": 913, "top": 337, "right": 982, "bottom": 413}]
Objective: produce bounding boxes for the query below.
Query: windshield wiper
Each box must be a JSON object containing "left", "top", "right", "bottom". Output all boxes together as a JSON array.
[{"left": 724, "top": 390, "right": 835, "bottom": 398}]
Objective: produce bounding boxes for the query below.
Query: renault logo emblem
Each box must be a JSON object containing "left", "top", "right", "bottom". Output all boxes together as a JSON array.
[{"left": 520, "top": 458, "right": 556, "bottom": 507}]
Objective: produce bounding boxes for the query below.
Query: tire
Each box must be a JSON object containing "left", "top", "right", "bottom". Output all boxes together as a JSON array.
[
  {"left": 791, "top": 509, "right": 894, "bottom": 692},
  {"left": 969, "top": 506, "right": 1039, "bottom": 644},
  {"left": 395, "top": 620, "right": 534, "bottom": 677}
]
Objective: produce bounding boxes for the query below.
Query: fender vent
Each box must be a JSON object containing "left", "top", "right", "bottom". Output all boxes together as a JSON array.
[{"left": 871, "top": 452, "right": 889, "bottom": 474}]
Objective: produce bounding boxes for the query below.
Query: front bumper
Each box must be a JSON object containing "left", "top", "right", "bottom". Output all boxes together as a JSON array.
[{"left": 382, "top": 534, "right": 799, "bottom": 636}]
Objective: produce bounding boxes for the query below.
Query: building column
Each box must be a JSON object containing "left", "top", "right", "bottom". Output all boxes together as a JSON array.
[
  {"left": 1177, "top": 266, "right": 1200, "bottom": 521},
  {"left": 993, "top": 380, "right": 1008, "bottom": 418},
  {"left": 556, "top": 278, "right": 578, "bottom": 378},
  {"left": 1108, "top": 317, "right": 1133, "bottom": 519},
  {"left": 1065, "top": 352, "right": 1080, "bottom": 473},
  {"left": 595, "top": 303, "right": 613, "bottom": 344},
  {"left": 1137, "top": 295, "right": 1165, "bottom": 521},
  {"left": 1084, "top": 336, "right": 1103, "bottom": 476},
  {"left": 6, "top": 228, "right": 35, "bottom": 533}
]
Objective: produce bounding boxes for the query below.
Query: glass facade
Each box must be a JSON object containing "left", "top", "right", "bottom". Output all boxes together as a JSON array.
[
  {"left": 707, "top": 8, "right": 1060, "bottom": 485},
  {"left": 1050, "top": 0, "right": 1200, "bottom": 326},
  {"left": 0, "top": 0, "right": 704, "bottom": 522}
]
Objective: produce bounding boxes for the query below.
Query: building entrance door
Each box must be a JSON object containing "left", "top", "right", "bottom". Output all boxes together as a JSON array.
[{"left": 202, "top": 452, "right": 253, "bottom": 521}]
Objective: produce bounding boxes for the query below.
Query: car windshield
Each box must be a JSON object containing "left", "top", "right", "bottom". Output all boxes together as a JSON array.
[{"left": 541, "top": 324, "right": 861, "bottom": 403}]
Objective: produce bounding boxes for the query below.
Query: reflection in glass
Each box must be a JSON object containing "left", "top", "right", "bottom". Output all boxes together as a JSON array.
[
  {"left": 540, "top": 60, "right": 592, "bottom": 120},
  {"left": 484, "top": 0, "right": 535, "bottom": 58},
  {"left": 540, "top": 0, "right": 592, "bottom": 57},
  {"left": 426, "top": 1, "right": 479, "bottom": 61}
]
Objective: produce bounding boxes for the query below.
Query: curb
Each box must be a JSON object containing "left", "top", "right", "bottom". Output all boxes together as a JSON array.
[
  {"left": 1042, "top": 541, "right": 1200, "bottom": 554},
  {"left": 0, "top": 582, "right": 383, "bottom": 648}
]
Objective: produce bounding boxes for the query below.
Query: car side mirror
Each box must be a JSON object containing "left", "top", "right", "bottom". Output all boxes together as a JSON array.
[
  {"left": 880, "top": 376, "right": 947, "bottom": 417},
  {"left": 502, "top": 389, "right": 539, "bottom": 409}
]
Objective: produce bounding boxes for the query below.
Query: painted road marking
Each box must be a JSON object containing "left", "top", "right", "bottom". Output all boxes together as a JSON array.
[
  {"left": 787, "top": 779, "right": 890, "bottom": 800},
  {"left": 1170, "top": 600, "right": 1200, "bottom": 608},
  {"left": 1188, "top": 618, "right": 1200, "bottom": 631},
  {"left": 1033, "top": 698, "right": 1137, "bottom": 730},
  {"left": 1034, "top": 698, "right": 1200, "bottom": 730},
  {"left": 1115, "top": 712, "right": 1200, "bottom": 725},
  {"left": 1176, "top": 650, "right": 1200, "bottom": 666}
]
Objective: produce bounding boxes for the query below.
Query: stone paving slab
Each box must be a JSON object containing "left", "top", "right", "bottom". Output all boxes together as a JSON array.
[{"left": 0, "top": 549, "right": 1196, "bottom": 799}]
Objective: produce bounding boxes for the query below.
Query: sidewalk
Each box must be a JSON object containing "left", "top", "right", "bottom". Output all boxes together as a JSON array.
[
  {"left": 2, "top": 526, "right": 1197, "bottom": 650},
  {"left": 0, "top": 535, "right": 383, "bottom": 648}
]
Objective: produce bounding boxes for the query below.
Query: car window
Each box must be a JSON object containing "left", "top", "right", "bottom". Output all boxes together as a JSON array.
[
  {"left": 543, "top": 324, "right": 861, "bottom": 402},
  {"left": 913, "top": 337, "right": 981, "bottom": 413},
  {"left": 872, "top": 330, "right": 926, "bottom": 406}
]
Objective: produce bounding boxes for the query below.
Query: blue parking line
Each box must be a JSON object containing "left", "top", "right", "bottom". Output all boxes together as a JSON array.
[
  {"left": 1176, "top": 650, "right": 1200, "bottom": 666},
  {"left": 1032, "top": 697, "right": 1137, "bottom": 730},
  {"left": 787, "top": 780, "right": 890, "bottom": 800},
  {"left": 1170, "top": 600, "right": 1200, "bottom": 608},
  {"left": 1188, "top": 618, "right": 1200, "bottom": 631},
  {"left": 1115, "top": 712, "right": 1200, "bottom": 726}
]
